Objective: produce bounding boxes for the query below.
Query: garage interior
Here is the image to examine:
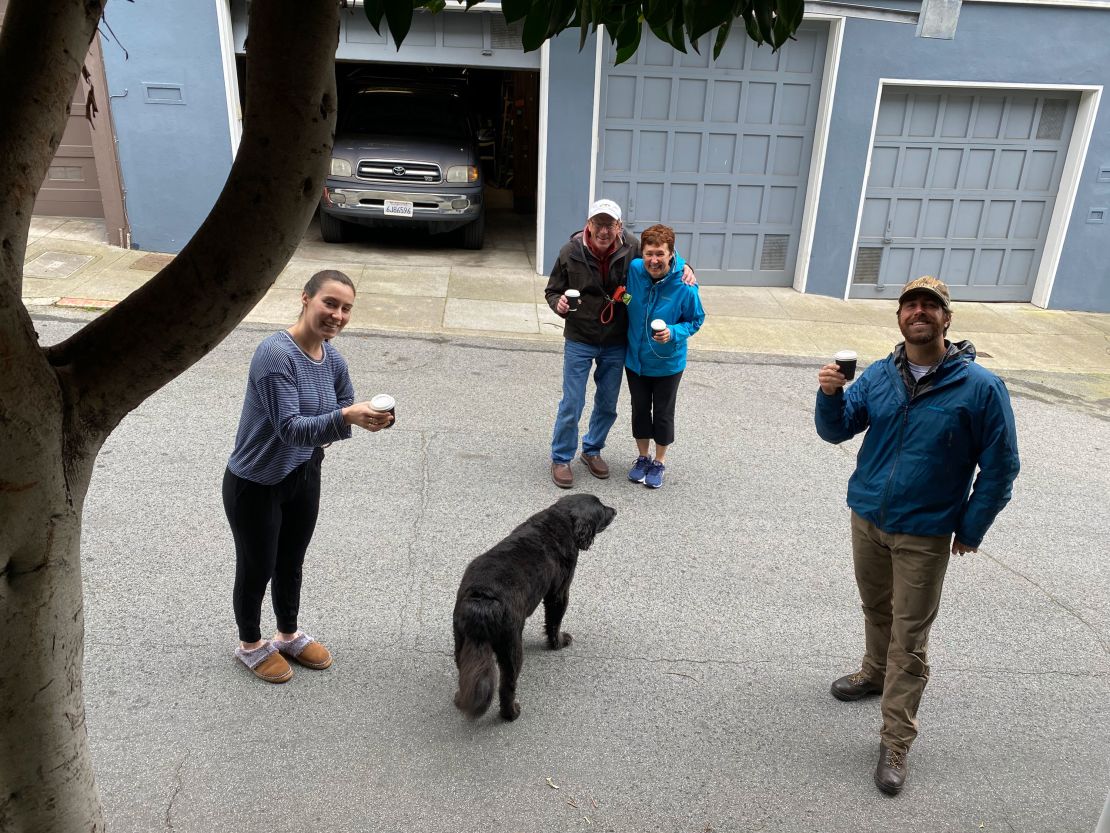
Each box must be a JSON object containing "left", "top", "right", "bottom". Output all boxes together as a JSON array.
[{"left": 234, "top": 58, "right": 539, "bottom": 251}]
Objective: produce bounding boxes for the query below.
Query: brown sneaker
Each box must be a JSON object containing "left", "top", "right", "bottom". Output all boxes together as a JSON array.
[
  {"left": 274, "top": 632, "right": 333, "bottom": 670},
  {"left": 580, "top": 453, "right": 610, "bottom": 479},
  {"left": 236, "top": 642, "right": 294, "bottom": 683},
  {"left": 551, "top": 461, "right": 573, "bottom": 489}
]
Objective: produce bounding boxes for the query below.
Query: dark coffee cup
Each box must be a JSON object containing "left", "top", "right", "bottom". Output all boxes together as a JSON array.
[
  {"left": 834, "top": 350, "right": 858, "bottom": 381},
  {"left": 370, "top": 393, "right": 396, "bottom": 429},
  {"left": 564, "top": 289, "right": 580, "bottom": 312}
]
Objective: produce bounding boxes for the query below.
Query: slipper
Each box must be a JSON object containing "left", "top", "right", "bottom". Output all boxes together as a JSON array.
[
  {"left": 235, "top": 641, "right": 293, "bottom": 683},
  {"left": 273, "top": 632, "right": 332, "bottom": 670}
]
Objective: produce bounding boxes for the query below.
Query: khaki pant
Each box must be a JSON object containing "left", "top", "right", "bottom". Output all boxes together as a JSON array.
[{"left": 850, "top": 511, "right": 951, "bottom": 754}]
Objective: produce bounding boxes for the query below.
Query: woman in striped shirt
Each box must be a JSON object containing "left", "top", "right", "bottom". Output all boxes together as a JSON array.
[{"left": 223, "top": 270, "right": 392, "bottom": 683}]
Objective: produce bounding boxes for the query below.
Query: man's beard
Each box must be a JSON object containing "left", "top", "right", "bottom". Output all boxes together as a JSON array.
[{"left": 900, "top": 318, "right": 942, "bottom": 344}]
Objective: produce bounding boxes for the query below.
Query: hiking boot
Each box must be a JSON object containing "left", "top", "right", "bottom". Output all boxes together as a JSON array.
[
  {"left": 551, "top": 462, "right": 573, "bottom": 489},
  {"left": 874, "top": 743, "right": 908, "bottom": 795},
  {"left": 644, "top": 460, "right": 666, "bottom": 489},
  {"left": 830, "top": 670, "right": 883, "bottom": 701},
  {"left": 580, "top": 453, "right": 610, "bottom": 479},
  {"left": 628, "top": 455, "right": 652, "bottom": 483}
]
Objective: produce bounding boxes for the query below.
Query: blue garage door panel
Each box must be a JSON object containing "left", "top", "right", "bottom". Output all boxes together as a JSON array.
[
  {"left": 598, "top": 23, "right": 829, "bottom": 285},
  {"left": 852, "top": 87, "right": 1078, "bottom": 302}
]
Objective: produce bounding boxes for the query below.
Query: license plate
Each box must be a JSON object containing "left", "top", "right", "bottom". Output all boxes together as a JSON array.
[{"left": 383, "top": 199, "right": 414, "bottom": 218}]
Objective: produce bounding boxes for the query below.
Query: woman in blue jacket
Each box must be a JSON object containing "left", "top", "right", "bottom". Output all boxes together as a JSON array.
[{"left": 623, "top": 224, "right": 705, "bottom": 488}]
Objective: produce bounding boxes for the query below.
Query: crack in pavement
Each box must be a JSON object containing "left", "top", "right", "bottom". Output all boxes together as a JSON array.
[
  {"left": 164, "top": 751, "right": 189, "bottom": 831},
  {"left": 397, "top": 429, "right": 433, "bottom": 653},
  {"left": 978, "top": 549, "right": 1110, "bottom": 656}
]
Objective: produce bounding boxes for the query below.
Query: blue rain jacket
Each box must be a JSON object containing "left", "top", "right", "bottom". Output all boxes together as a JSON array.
[
  {"left": 815, "top": 341, "right": 1020, "bottom": 548},
  {"left": 624, "top": 252, "right": 705, "bottom": 377}
]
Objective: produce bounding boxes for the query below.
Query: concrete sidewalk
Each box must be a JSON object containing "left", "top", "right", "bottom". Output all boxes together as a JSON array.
[{"left": 20, "top": 214, "right": 1110, "bottom": 396}]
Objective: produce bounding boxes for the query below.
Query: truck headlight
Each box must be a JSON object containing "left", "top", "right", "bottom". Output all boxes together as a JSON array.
[
  {"left": 330, "top": 158, "right": 353, "bottom": 177},
  {"left": 446, "top": 165, "right": 478, "bottom": 183}
]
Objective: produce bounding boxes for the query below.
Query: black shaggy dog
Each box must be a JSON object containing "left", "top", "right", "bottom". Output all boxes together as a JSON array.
[{"left": 453, "top": 494, "right": 617, "bottom": 721}]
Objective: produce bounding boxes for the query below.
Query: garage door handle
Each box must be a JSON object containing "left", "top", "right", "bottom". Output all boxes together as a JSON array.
[{"left": 882, "top": 219, "right": 893, "bottom": 244}]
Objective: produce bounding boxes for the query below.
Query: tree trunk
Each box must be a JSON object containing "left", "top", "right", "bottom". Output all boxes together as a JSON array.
[{"left": 0, "top": 1, "right": 341, "bottom": 829}]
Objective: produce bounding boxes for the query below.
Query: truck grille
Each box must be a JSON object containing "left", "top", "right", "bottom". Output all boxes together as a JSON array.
[{"left": 356, "top": 159, "right": 441, "bottom": 184}]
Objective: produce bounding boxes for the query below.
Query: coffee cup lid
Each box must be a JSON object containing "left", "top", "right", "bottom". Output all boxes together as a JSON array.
[
  {"left": 371, "top": 394, "right": 395, "bottom": 410},
  {"left": 834, "top": 350, "right": 857, "bottom": 360},
  {"left": 651, "top": 318, "right": 666, "bottom": 330},
  {"left": 565, "top": 288, "right": 580, "bottom": 297}
]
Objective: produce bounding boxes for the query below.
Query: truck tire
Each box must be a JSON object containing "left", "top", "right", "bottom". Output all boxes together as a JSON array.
[
  {"left": 460, "top": 212, "right": 485, "bottom": 250},
  {"left": 319, "top": 211, "right": 347, "bottom": 244}
]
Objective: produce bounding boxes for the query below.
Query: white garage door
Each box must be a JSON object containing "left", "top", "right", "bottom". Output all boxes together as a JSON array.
[
  {"left": 852, "top": 87, "right": 1079, "bottom": 302},
  {"left": 597, "top": 23, "right": 829, "bottom": 285}
]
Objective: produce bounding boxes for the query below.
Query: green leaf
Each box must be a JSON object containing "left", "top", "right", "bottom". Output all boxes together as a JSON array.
[
  {"left": 383, "top": 0, "right": 414, "bottom": 48},
  {"left": 742, "top": 5, "right": 764, "bottom": 44},
  {"left": 668, "top": 3, "right": 688, "bottom": 52},
  {"left": 712, "top": 18, "right": 732, "bottom": 59},
  {"left": 778, "top": 0, "right": 805, "bottom": 33},
  {"left": 363, "top": 0, "right": 385, "bottom": 34},
  {"left": 501, "top": 0, "right": 531, "bottom": 23},
  {"left": 686, "top": 0, "right": 732, "bottom": 43},
  {"left": 613, "top": 17, "right": 643, "bottom": 64},
  {"left": 521, "top": 2, "right": 550, "bottom": 51},
  {"left": 753, "top": 0, "right": 775, "bottom": 44}
]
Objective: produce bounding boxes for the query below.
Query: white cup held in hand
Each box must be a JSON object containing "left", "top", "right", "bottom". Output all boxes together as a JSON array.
[{"left": 370, "top": 393, "right": 396, "bottom": 429}]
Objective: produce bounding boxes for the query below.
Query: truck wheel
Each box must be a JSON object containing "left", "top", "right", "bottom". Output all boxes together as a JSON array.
[
  {"left": 460, "top": 212, "right": 485, "bottom": 250},
  {"left": 319, "top": 211, "right": 347, "bottom": 244}
]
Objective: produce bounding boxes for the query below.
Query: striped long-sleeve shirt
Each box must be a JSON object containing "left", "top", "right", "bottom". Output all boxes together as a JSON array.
[{"left": 227, "top": 331, "right": 355, "bottom": 485}]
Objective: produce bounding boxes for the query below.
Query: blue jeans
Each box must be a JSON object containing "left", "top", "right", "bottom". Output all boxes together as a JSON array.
[{"left": 551, "top": 340, "right": 626, "bottom": 464}]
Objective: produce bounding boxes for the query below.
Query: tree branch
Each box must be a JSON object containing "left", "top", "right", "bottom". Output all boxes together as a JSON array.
[{"left": 44, "top": 0, "right": 341, "bottom": 441}]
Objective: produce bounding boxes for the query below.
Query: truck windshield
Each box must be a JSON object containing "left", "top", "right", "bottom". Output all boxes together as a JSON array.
[{"left": 343, "top": 90, "right": 469, "bottom": 139}]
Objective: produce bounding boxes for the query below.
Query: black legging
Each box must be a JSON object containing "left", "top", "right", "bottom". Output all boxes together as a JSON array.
[
  {"left": 625, "top": 368, "right": 683, "bottom": 446},
  {"left": 222, "top": 448, "right": 322, "bottom": 643}
]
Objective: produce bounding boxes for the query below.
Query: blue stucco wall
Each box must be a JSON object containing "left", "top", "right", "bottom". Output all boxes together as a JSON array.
[
  {"left": 808, "top": 3, "right": 1110, "bottom": 311},
  {"left": 101, "top": 0, "right": 232, "bottom": 252},
  {"left": 541, "top": 31, "right": 598, "bottom": 274}
]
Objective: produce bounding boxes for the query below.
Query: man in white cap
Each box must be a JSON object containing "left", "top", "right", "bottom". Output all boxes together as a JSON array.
[
  {"left": 544, "top": 199, "right": 693, "bottom": 488},
  {"left": 814, "top": 275, "right": 1020, "bottom": 796}
]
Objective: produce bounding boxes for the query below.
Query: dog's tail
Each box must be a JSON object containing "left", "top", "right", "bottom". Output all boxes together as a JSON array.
[{"left": 455, "top": 637, "right": 495, "bottom": 719}]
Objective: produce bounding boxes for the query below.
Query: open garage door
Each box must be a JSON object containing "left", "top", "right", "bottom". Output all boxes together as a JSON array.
[{"left": 231, "top": 3, "right": 539, "bottom": 256}]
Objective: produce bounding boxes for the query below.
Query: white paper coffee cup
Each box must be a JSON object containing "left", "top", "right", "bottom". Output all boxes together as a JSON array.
[{"left": 370, "top": 393, "right": 396, "bottom": 428}]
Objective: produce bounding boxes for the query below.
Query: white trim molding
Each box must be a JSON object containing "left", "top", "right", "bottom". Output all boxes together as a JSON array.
[
  {"left": 794, "top": 15, "right": 845, "bottom": 294},
  {"left": 844, "top": 78, "right": 1103, "bottom": 307},
  {"left": 590, "top": 28, "right": 605, "bottom": 205},
  {"left": 1033, "top": 85, "right": 1102, "bottom": 307},
  {"left": 216, "top": 0, "right": 242, "bottom": 161},
  {"left": 536, "top": 41, "right": 551, "bottom": 275}
]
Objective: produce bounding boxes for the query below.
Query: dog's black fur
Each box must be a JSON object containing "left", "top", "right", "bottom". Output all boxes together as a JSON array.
[{"left": 452, "top": 494, "right": 617, "bottom": 721}]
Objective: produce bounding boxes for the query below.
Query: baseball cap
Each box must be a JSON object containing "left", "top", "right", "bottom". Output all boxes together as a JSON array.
[
  {"left": 588, "top": 199, "right": 622, "bottom": 222},
  {"left": 898, "top": 275, "right": 950, "bottom": 310}
]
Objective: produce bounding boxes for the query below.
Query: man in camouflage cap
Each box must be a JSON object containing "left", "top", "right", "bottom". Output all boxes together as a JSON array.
[{"left": 814, "top": 275, "right": 1020, "bottom": 795}]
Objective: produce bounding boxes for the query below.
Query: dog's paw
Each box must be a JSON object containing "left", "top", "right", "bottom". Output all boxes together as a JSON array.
[
  {"left": 549, "top": 632, "right": 573, "bottom": 650},
  {"left": 500, "top": 701, "right": 521, "bottom": 721}
]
